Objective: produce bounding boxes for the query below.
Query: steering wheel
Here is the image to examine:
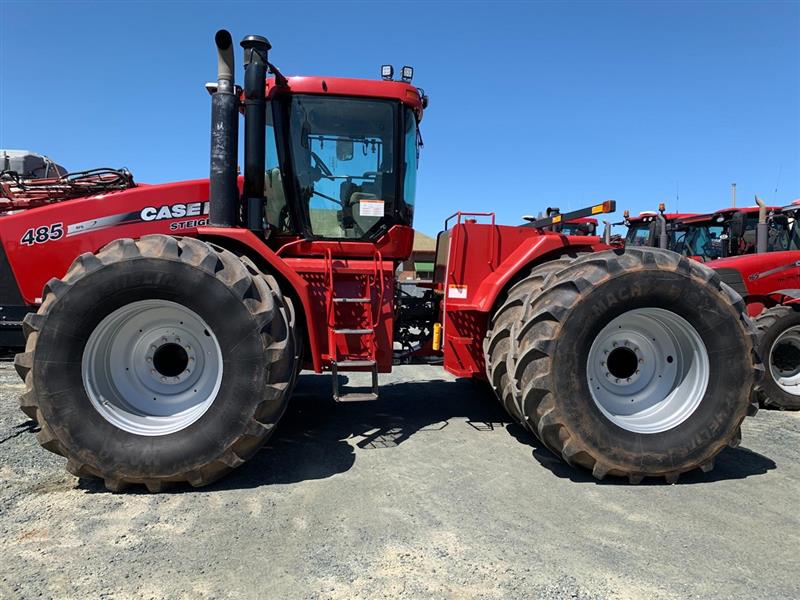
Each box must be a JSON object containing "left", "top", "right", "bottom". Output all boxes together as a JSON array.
[{"left": 311, "top": 152, "right": 333, "bottom": 178}]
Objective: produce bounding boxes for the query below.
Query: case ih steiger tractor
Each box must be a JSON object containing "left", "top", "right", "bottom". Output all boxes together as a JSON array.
[{"left": 4, "top": 31, "right": 759, "bottom": 491}]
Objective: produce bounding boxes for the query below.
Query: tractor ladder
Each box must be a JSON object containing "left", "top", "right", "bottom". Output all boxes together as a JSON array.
[{"left": 324, "top": 249, "right": 384, "bottom": 402}]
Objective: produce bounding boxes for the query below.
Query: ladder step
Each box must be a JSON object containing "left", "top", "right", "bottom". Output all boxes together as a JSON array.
[
  {"left": 335, "top": 392, "right": 379, "bottom": 403},
  {"left": 334, "top": 328, "right": 373, "bottom": 334},
  {"left": 335, "top": 359, "right": 376, "bottom": 368},
  {"left": 333, "top": 297, "right": 370, "bottom": 303}
]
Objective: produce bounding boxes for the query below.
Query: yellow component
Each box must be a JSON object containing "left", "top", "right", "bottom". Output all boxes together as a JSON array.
[
  {"left": 552, "top": 215, "right": 562, "bottom": 224},
  {"left": 623, "top": 209, "right": 630, "bottom": 218},
  {"left": 658, "top": 202, "right": 666, "bottom": 211},
  {"left": 432, "top": 322, "right": 442, "bottom": 351},
  {"left": 591, "top": 204, "right": 604, "bottom": 214}
]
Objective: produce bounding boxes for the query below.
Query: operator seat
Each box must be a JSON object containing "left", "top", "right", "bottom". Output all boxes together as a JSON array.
[{"left": 339, "top": 178, "right": 382, "bottom": 238}]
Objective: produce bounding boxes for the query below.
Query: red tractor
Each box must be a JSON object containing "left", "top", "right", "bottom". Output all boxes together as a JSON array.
[
  {"left": 624, "top": 201, "right": 800, "bottom": 410},
  {"left": 707, "top": 202, "right": 800, "bottom": 410},
  {"left": 624, "top": 202, "right": 784, "bottom": 262},
  {"left": 4, "top": 31, "right": 758, "bottom": 491},
  {"left": 622, "top": 208, "right": 699, "bottom": 249}
]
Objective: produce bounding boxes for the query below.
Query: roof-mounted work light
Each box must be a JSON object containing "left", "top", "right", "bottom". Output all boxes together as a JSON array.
[
  {"left": 381, "top": 65, "right": 394, "bottom": 80},
  {"left": 400, "top": 65, "right": 414, "bottom": 82}
]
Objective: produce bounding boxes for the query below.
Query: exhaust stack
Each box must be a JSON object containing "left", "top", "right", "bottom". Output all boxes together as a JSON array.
[
  {"left": 755, "top": 195, "right": 768, "bottom": 254},
  {"left": 209, "top": 30, "right": 239, "bottom": 228},
  {"left": 240, "top": 35, "right": 271, "bottom": 233},
  {"left": 656, "top": 203, "right": 668, "bottom": 249}
]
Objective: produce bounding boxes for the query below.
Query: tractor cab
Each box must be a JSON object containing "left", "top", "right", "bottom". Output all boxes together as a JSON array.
[
  {"left": 263, "top": 80, "right": 424, "bottom": 241},
  {"left": 622, "top": 209, "right": 698, "bottom": 248},
  {"left": 206, "top": 30, "right": 426, "bottom": 254}
]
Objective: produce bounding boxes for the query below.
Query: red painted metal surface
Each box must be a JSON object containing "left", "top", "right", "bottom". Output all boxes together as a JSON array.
[
  {"left": 275, "top": 225, "right": 414, "bottom": 260},
  {"left": 711, "top": 251, "right": 800, "bottom": 316},
  {"left": 0, "top": 178, "right": 405, "bottom": 375},
  {"left": 265, "top": 76, "right": 425, "bottom": 119},
  {"left": 286, "top": 254, "right": 396, "bottom": 373},
  {"left": 438, "top": 220, "right": 607, "bottom": 378},
  {"left": 625, "top": 212, "right": 698, "bottom": 224},
  {"left": 1, "top": 179, "right": 211, "bottom": 303}
]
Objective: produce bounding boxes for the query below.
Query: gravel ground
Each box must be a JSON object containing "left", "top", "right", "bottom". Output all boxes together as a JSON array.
[{"left": 1, "top": 361, "right": 798, "bottom": 600}]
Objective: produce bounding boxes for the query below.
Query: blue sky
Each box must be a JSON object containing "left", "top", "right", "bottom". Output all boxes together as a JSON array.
[{"left": 1, "top": 1, "right": 798, "bottom": 236}]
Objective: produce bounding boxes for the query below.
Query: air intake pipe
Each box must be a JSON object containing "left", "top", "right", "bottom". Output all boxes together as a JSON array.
[
  {"left": 209, "top": 30, "right": 239, "bottom": 228},
  {"left": 755, "top": 195, "right": 768, "bottom": 254},
  {"left": 240, "top": 35, "right": 271, "bottom": 233}
]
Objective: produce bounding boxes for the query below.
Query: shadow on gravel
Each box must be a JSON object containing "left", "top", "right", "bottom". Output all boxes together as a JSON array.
[
  {"left": 74, "top": 372, "right": 775, "bottom": 493},
  {"left": 209, "top": 375, "right": 511, "bottom": 491},
  {"left": 77, "top": 373, "right": 510, "bottom": 494},
  {"left": 507, "top": 422, "right": 777, "bottom": 485},
  {"left": 0, "top": 420, "right": 38, "bottom": 445}
]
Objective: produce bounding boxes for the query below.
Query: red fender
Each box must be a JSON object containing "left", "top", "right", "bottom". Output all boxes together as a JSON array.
[{"left": 198, "top": 226, "right": 322, "bottom": 372}]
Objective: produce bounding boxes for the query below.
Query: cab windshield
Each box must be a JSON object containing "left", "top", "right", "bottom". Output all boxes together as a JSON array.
[
  {"left": 625, "top": 223, "right": 651, "bottom": 246},
  {"left": 671, "top": 224, "right": 724, "bottom": 259},
  {"left": 286, "top": 95, "right": 402, "bottom": 239}
]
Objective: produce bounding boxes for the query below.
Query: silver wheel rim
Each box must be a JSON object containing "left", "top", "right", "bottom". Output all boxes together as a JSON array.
[
  {"left": 586, "top": 307, "right": 709, "bottom": 434},
  {"left": 769, "top": 325, "right": 800, "bottom": 396},
  {"left": 82, "top": 300, "right": 223, "bottom": 436}
]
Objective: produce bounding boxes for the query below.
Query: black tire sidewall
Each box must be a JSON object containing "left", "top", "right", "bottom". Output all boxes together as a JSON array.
[
  {"left": 33, "top": 257, "right": 281, "bottom": 478},
  {"left": 550, "top": 269, "right": 751, "bottom": 472}
]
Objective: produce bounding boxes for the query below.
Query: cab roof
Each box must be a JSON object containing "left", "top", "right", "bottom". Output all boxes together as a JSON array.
[
  {"left": 627, "top": 212, "right": 697, "bottom": 224},
  {"left": 264, "top": 76, "right": 426, "bottom": 120}
]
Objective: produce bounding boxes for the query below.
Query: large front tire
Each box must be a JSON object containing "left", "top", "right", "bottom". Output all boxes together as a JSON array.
[
  {"left": 14, "top": 235, "right": 296, "bottom": 491},
  {"left": 511, "top": 248, "right": 759, "bottom": 483}
]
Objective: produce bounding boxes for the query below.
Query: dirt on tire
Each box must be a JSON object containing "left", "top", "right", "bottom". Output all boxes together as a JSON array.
[
  {"left": 503, "top": 247, "right": 759, "bottom": 483},
  {"left": 14, "top": 234, "right": 296, "bottom": 492}
]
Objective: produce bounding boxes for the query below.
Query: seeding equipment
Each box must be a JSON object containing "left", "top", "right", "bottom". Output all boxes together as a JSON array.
[{"left": 6, "top": 31, "right": 759, "bottom": 491}]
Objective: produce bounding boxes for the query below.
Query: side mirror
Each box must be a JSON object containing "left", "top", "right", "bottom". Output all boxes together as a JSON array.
[{"left": 336, "top": 139, "right": 354, "bottom": 161}]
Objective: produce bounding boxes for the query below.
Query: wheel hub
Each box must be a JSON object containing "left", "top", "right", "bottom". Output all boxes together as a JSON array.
[
  {"left": 82, "top": 300, "right": 223, "bottom": 436},
  {"left": 587, "top": 307, "right": 709, "bottom": 434}
]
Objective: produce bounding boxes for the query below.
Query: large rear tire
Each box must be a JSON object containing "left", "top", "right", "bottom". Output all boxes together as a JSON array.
[
  {"left": 753, "top": 304, "right": 800, "bottom": 410},
  {"left": 510, "top": 247, "right": 759, "bottom": 483},
  {"left": 14, "top": 235, "right": 296, "bottom": 491},
  {"left": 484, "top": 255, "right": 582, "bottom": 420}
]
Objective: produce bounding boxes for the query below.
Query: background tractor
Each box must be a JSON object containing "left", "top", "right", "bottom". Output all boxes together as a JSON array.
[
  {"left": 4, "top": 31, "right": 759, "bottom": 491},
  {"left": 620, "top": 200, "right": 800, "bottom": 409}
]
